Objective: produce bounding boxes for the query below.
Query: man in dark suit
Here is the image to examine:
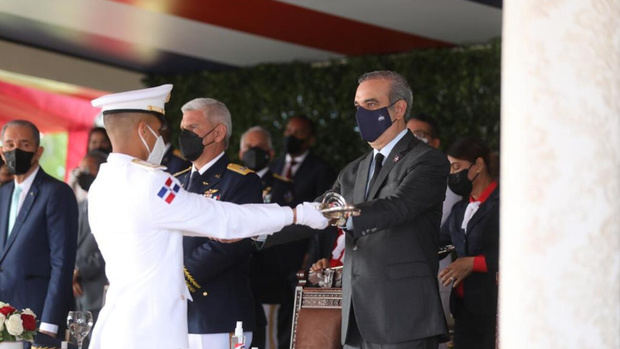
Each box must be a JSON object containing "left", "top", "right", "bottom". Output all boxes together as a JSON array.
[
  {"left": 0, "top": 120, "right": 78, "bottom": 341},
  {"left": 176, "top": 98, "right": 260, "bottom": 348},
  {"left": 251, "top": 117, "right": 335, "bottom": 349},
  {"left": 332, "top": 71, "right": 449, "bottom": 349}
]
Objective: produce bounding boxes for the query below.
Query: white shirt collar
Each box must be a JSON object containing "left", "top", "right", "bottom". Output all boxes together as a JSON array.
[
  {"left": 14, "top": 165, "right": 40, "bottom": 193},
  {"left": 373, "top": 129, "right": 408, "bottom": 160},
  {"left": 285, "top": 150, "right": 309, "bottom": 165},
  {"left": 106, "top": 152, "right": 138, "bottom": 163},
  {"left": 256, "top": 167, "right": 269, "bottom": 178},
  {"left": 193, "top": 151, "right": 225, "bottom": 175}
]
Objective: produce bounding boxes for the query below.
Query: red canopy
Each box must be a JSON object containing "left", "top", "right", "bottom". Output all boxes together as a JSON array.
[{"left": 0, "top": 80, "right": 102, "bottom": 179}]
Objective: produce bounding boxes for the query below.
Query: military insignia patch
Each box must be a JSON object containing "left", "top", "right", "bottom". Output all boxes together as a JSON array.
[
  {"left": 204, "top": 189, "right": 220, "bottom": 200},
  {"left": 157, "top": 177, "right": 180, "bottom": 204}
]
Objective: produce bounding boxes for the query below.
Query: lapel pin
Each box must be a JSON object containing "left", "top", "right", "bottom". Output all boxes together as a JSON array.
[{"left": 393, "top": 155, "right": 400, "bottom": 163}]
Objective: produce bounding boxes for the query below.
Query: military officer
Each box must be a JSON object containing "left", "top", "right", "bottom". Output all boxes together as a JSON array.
[
  {"left": 175, "top": 98, "right": 261, "bottom": 348},
  {"left": 87, "top": 84, "right": 328, "bottom": 349}
]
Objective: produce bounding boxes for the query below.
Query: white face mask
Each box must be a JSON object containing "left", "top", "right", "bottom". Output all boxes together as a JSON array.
[{"left": 139, "top": 124, "right": 166, "bottom": 165}]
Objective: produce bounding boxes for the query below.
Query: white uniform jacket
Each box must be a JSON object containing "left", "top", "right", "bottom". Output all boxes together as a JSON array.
[{"left": 87, "top": 153, "right": 292, "bottom": 349}]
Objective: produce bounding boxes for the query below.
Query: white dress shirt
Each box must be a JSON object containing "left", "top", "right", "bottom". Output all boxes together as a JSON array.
[{"left": 281, "top": 150, "right": 309, "bottom": 178}]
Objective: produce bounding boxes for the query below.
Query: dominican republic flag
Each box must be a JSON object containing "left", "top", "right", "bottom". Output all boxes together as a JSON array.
[{"left": 157, "top": 177, "right": 181, "bottom": 204}]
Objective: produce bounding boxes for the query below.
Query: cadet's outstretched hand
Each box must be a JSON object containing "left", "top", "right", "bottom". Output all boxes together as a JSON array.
[{"left": 294, "top": 202, "right": 329, "bottom": 229}]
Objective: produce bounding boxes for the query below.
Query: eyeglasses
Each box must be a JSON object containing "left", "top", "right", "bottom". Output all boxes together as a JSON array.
[{"left": 411, "top": 129, "right": 432, "bottom": 139}]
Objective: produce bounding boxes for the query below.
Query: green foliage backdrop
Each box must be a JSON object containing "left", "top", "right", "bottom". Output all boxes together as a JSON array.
[{"left": 146, "top": 39, "right": 500, "bottom": 171}]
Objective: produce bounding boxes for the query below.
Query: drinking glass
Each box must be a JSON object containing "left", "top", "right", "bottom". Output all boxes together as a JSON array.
[{"left": 66, "top": 311, "right": 94, "bottom": 349}]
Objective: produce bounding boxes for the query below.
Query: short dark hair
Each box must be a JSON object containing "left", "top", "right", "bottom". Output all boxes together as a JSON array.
[
  {"left": 1, "top": 120, "right": 40, "bottom": 147},
  {"left": 357, "top": 70, "right": 413, "bottom": 119},
  {"left": 89, "top": 127, "right": 109, "bottom": 141},
  {"left": 289, "top": 115, "right": 315, "bottom": 136},
  {"left": 411, "top": 113, "right": 440, "bottom": 139},
  {"left": 447, "top": 137, "right": 490, "bottom": 168}
]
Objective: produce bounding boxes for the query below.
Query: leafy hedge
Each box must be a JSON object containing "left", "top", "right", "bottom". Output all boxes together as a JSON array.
[{"left": 146, "top": 39, "right": 500, "bottom": 171}]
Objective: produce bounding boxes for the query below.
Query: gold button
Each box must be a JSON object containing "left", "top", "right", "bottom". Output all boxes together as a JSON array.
[{"left": 203, "top": 291, "right": 208, "bottom": 296}]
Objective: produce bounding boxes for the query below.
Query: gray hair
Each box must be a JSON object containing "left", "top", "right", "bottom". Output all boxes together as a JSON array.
[
  {"left": 358, "top": 70, "right": 413, "bottom": 119},
  {"left": 1, "top": 120, "right": 41, "bottom": 147},
  {"left": 181, "top": 98, "right": 232, "bottom": 145},
  {"left": 240, "top": 126, "right": 273, "bottom": 150}
]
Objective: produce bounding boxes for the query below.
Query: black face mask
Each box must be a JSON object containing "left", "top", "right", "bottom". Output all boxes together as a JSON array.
[
  {"left": 242, "top": 147, "right": 270, "bottom": 171},
  {"left": 77, "top": 172, "right": 96, "bottom": 192},
  {"left": 4, "top": 148, "right": 35, "bottom": 175},
  {"left": 448, "top": 165, "right": 478, "bottom": 196},
  {"left": 178, "top": 127, "right": 216, "bottom": 162},
  {"left": 94, "top": 147, "right": 111, "bottom": 155},
  {"left": 284, "top": 135, "right": 304, "bottom": 156}
]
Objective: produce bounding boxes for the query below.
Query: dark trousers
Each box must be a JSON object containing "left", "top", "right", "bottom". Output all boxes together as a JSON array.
[
  {"left": 344, "top": 307, "right": 439, "bottom": 349},
  {"left": 452, "top": 300, "right": 496, "bottom": 349}
]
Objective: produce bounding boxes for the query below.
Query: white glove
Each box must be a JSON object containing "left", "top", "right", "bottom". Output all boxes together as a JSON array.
[{"left": 295, "top": 202, "right": 328, "bottom": 230}]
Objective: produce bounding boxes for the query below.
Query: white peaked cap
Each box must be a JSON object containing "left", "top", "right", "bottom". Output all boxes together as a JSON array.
[{"left": 91, "top": 84, "right": 173, "bottom": 115}]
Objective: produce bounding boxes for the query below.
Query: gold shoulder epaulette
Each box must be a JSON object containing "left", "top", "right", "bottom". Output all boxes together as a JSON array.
[
  {"left": 227, "top": 163, "right": 254, "bottom": 175},
  {"left": 131, "top": 159, "right": 166, "bottom": 170},
  {"left": 273, "top": 173, "right": 292, "bottom": 182},
  {"left": 173, "top": 166, "right": 191, "bottom": 177},
  {"left": 172, "top": 148, "right": 187, "bottom": 160}
]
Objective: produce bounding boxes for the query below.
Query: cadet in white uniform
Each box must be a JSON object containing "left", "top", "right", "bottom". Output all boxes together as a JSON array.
[{"left": 87, "top": 84, "right": 327, "bottom": 349}]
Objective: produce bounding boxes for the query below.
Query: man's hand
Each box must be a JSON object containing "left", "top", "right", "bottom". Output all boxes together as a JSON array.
[
  {"left": 310, "top": 258, "right": 329, "bottom": 272},
  {"left": 72, "top": 269, "right": 83, "bottom": 297},
  {"left": 439, "top": 257, "right": 474, "bottom": 287},
  {"left": 294, "top": 202, "right": 328, "bottom": 229}
]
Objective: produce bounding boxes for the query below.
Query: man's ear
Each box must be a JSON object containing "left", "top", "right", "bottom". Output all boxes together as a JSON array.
[
  {"left": 34, "top": 146, "right": 45, "bottom": 163},
  {"left": 213, "top": 124, "right": 227, "bottom": 143},
  {"left": 269, "top": 149, "right": 275, "bottom": 160},
  {"left": 391, "top": 100, "right": 407, "bottom": 121}
]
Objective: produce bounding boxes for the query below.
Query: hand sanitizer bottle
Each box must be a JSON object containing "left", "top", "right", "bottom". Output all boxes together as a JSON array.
[{"left": 231, "top": 321, "right": 245, "bottom": 349}]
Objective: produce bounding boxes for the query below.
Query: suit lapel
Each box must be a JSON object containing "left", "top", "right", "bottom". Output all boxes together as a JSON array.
[
  {"left": 353, "top": 152, "right": 373, "bottom": 204},
  {"left": 466, "top": 189, "right": 498, "bottom": 232},
  {"left": 0, "top": 171, "right": 42, "bottom": 262},
  {"left": 0, "top": 183, "right": 13, "bottom": 251},
  {"left": 367, "top": 132, "right": 417, "bottom": 200}
]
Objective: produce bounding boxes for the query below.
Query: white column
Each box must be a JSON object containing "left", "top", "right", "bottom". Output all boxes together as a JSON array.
[{"left": 500, "top": 1, "right": 619, "bottom": 348}]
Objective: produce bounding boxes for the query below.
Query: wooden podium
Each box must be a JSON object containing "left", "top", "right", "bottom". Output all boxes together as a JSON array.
[{"left": 289, "top": 269, "right": 343, "bottom": 349}]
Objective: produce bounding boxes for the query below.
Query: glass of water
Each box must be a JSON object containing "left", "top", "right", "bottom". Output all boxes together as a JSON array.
[{"left": 67, "top": 311, "right": 94, "bottom": 349}]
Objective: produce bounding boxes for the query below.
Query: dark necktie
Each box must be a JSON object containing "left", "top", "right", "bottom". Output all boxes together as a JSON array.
[
  {"left": 366, "top": 153, "right": 385, "bottom": 199},
  {"left": 286, "top": 159, "right": 297, "bottom": 179},
  {"left": 188, "top": 171, "right": 202, "bottom": 192}
]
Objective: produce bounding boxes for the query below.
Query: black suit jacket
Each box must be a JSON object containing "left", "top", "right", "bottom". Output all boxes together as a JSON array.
[
  {"left": 0, "top": 168, "right": 78, "bottom": 329},
  {"left": 176, "top": 154, "right": 262, "bottom": 333},
  {"left": 332, "top": 130, "right": 449, "bottom": 344},
  {"left": 252, "top": 154, "right": 336, "bottom": 304},
  {"left": 440, "top": 187, "right": 499, "bottom": 322}
]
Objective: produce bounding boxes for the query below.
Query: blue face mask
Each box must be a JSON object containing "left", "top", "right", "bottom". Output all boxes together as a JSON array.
[{"left": 355, "top": 105, "right": 394, "bottom": 142}]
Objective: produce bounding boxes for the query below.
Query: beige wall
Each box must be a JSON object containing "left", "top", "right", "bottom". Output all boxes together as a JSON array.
[
  {"left": 0, "top": 39, "right": 144, "bottom": 92},
  {"left": 500, "top": 0, "right": 619, "bottom": 348}
]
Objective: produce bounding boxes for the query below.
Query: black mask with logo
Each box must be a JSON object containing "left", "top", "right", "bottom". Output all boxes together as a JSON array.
[
  {"left": 283, "top": 135, "right": 305, "bottom": 156},
  {"left": 242, "top": 147, "right": 270, "bottom": 171},
  {"left": 77, "top": 172, "right": 96, "bottom": 192},
  {"left": 4, "top": 148, "right": 35, "bottom": 175}
]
